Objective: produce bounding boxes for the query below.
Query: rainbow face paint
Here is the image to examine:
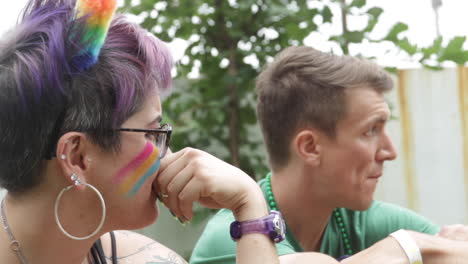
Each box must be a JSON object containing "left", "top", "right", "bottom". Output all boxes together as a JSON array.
[
  {"left": 114, "top": 142, "right": 160, "bottom": 197},
  {"left": 73, "top": 0, "right": 117, "bottom": 70}
]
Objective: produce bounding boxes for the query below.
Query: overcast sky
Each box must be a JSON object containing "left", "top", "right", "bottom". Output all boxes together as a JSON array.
[{"left": 1, "top": 0, "right": 467, "bottom": 68}]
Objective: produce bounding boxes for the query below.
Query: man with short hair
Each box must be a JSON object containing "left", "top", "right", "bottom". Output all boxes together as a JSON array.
[{"left": 190, "top": 46, "right": 468, "bottom": 264}]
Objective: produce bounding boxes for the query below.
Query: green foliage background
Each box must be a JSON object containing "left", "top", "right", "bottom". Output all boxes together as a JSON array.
[{"left": 121, "top": 0, "right": 468, "bottom": 179}]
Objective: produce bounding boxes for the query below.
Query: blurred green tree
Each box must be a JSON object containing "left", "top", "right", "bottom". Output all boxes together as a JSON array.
[{"left": 122, "top": 0, "right": 467, "bottom": 180}]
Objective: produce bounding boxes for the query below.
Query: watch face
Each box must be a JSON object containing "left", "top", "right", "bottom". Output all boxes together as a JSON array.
[
  {"left": 230, "top": 221, "right": 242, "bottom": 240},
  {"left": 271, "top": 211, "right": 286, "bottom": 242}
]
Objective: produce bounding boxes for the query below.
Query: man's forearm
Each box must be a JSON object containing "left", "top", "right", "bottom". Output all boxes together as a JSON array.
[
  {"left": 279, "top": 252, "right": 340, "bottom": 264},
  {"left": 340, "top": 237, "right": 408, "bottom": 264},
  {"left": 341, "top": 230, "right": 468, "bottom": 264},
  {"left": 277, "top": 230, "right": 468, "bottom": 264},
  {"left": 408, "top": 230, "right": 468, "bottom": 264}
]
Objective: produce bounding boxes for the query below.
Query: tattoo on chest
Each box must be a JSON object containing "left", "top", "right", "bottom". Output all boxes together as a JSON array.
[
  {"left": 146, "top": 252, "right": 186, "bottom": 264},
  {"left": 108, "top": 242, "right": 187, "bottom": 264}
]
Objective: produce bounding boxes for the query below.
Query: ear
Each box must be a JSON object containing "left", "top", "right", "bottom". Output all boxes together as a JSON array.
[
  {"left": 55, "top": 132, "right": 94, "bottom": 189},
  {"left": 293, "top": 129, "right": 322, "bottom": 166}
]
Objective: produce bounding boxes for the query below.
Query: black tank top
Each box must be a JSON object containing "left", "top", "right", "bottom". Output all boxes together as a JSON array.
[{"left": 89, "top": 231, "right": 118, "bottom": 264}]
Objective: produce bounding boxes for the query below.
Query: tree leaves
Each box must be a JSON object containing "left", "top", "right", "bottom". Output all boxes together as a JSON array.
[
  {"left": 397, "top": 38, "right": 418, "bottom": 56},
  {"left": 321, "top": 6, "right": 333, "bottom": 23},
  {"left": 122, "top": 0, "right": 468, "bottom": 184},
  {"left": 344, "top": 31, "right": 365, "bottom": 43},
  {"left": 350, "top": 0, "right": 367, "bottom": 8},
  {"left": 384, "top": 22, "right": 409, "bottom": 42},
  {"left": 438, "top": 36, "right": 468, "bottom": 64}
]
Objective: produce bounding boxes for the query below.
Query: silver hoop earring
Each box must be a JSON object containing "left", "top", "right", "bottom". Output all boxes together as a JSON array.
[{"left": 54, "top": 181, "right": 106, "bottom": 240}]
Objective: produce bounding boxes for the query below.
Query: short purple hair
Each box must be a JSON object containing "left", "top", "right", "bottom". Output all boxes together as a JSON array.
[{"left": 0, "top": 0, "right": 173, "bottom": 193}]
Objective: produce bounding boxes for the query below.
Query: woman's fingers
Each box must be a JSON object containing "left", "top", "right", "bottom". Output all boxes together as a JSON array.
[
  {"left": 157, "top": 147, "right": 187, "bottom": 175},
  {"left": 177, "top": 179, "right": 202, "bottom": 221},
  {"left": 153, "top": 147, "right": 258, "bottom": 223},
  {"left": 176, "top": 172, "right": 225, "bottom": 221},
  {"left": 156, "top": 148, "right": 202, "bottom": 222},
  {"left": 157, "top": 152, "right": 188, "bottom": 192},
  {"left": 163, "top": 163, "right": 196, "bottom": 221},
  {"left": 154, "top": 148, "right": 192, "bottom": 201}
]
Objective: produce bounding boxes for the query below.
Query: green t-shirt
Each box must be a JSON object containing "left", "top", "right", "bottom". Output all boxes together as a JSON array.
[{"left": 190, "top": 178, "right": 439, "bottom": 264}]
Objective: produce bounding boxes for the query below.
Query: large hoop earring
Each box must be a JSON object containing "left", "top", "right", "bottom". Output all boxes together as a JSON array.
[{"left": 54, "top": 181, "right": 106, "bottom": 240}]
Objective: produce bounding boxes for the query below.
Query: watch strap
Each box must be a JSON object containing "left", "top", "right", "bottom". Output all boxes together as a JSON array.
[{"left": 230, "top": 210, "right": 285, "bottom": 243}]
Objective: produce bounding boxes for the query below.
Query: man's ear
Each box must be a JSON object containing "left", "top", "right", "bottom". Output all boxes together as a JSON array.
[
  {"left": 293, "top": 129, "right": 321, "bottom": 166},
  {"left": 55, "top": 132, "right": 93, "bottom": 188}
]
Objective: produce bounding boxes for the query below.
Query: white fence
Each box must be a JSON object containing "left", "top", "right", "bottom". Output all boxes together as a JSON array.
[{"left": 375, "top": 67, "right": 468, "bottom": 225}]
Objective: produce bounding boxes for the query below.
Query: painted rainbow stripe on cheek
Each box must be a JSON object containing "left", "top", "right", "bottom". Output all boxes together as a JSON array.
[
  {"left": 113, "top": 142, "right": 154, "bottom": 184},
  {"left": 114, "top": 142, "right": 160, "bottom": 197}
]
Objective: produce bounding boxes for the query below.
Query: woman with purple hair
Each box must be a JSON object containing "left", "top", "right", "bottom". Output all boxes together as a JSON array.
[{"left": 0, "top": 0, "right": 303, "bottom": 263}]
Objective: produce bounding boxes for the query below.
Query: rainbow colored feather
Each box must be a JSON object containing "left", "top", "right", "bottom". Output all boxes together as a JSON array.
[{"left": 73, "top": 0, "right": 117, "bottom": 70}]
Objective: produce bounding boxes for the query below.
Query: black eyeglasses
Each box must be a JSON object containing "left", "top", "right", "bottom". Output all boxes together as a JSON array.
[{"left": 118, "top": 123, "right": 172, "bottom": 159}]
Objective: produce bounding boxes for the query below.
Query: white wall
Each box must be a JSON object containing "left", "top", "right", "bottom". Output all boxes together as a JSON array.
[{"left": 374, "top": 67, "right": 468, "bottom": 225}]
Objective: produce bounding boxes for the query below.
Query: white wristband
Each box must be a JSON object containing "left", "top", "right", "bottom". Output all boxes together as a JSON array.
[{"left": 389, "top": 229, "right": 423, "bottom": 264}]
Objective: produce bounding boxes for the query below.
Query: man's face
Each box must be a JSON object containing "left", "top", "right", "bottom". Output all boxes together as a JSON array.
[{"left": 316, "top": 87, "right": 397, "bottom": 210}]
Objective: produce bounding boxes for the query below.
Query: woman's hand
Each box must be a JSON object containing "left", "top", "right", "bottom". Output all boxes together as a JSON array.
[
  {"left": 154, "top": 147, "right": 281, "bottom": 264},
  {"left": 153, "top": 147, "right": 268, "bottom": 222}
]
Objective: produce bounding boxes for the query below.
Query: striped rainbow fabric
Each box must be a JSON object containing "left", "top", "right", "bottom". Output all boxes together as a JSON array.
[{"left": 73, "top": 0, "right": 117, "bottom": 70}]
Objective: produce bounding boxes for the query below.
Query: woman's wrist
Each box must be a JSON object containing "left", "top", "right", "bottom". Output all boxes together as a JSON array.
[{"left": 232, "top": 183, "right": 269, "bottom": 221}]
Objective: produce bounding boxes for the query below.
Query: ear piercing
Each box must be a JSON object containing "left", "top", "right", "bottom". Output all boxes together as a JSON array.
[
  {"left": 60, "top": 154, "right": 67, "bottom": 160},
  {"left": 70, "top": 173, "right": 82, "bottom": 186}
]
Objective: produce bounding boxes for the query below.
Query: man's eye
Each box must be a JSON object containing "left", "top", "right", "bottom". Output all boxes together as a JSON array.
[{"left": 364, "top": 126, "right": 378, "bottom": 136}]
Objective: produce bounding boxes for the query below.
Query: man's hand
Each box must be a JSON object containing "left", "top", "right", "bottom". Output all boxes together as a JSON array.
[{"left": 437, "top": 224, "right": 468, "bottom": 242}]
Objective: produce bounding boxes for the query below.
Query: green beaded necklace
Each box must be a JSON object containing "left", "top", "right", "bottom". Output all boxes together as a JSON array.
[{"left": 265, "top": 174, "right": 353, "bottom": 255}]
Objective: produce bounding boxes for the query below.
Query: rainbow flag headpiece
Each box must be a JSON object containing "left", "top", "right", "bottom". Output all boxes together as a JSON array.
[{"left": 72, "top": 0, "right": 117, "bottom": 71}]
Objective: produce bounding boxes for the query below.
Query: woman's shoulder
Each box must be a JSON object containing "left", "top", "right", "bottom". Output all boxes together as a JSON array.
[{"left": 100, "top": 230, "right": 187, "bottom": 264}]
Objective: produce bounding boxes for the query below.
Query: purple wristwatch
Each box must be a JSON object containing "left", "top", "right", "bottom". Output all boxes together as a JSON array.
[{"left": 230, "top": 210, "right": 286, "bottom": 243}]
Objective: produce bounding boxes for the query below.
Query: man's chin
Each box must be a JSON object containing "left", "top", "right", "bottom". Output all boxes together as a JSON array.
[{"left": 345, "top": 199, "right": 374, "bottom": 211}]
